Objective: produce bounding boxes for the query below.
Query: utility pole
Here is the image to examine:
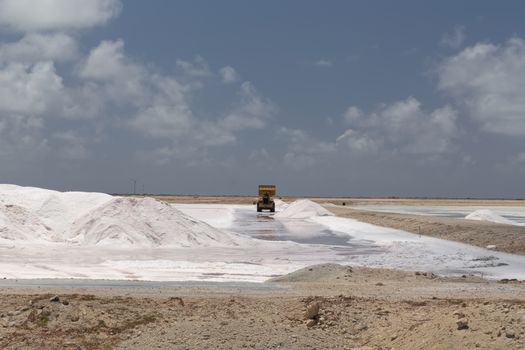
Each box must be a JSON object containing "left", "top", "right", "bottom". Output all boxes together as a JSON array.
[{"left": 131, "top": 179, "right": 137, "bottom": 195}]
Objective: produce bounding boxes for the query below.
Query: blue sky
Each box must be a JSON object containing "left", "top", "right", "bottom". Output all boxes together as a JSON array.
[{"left": 1, "top": 0, "right": 525, "bottom": 197}]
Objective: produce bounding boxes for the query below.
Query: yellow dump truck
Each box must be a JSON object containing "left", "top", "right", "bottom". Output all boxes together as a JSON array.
[{"left": 257, "top": 185, "right": 276, "bottom": 212}]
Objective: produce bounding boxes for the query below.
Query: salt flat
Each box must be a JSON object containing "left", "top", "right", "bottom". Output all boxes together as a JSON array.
[
  {"left": 2, "top": 185, "right": 525, "bottom": 282},
  {"left": 348, "top": 203, "right": 525, "bottom": 224}
]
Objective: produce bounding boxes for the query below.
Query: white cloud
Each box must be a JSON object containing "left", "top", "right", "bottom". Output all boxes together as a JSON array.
[
  {"left": 336, "top": 129, "right": 380, "bottom": 155},
  {"left": 314, "top": 59, "right": 332, "bottom": 67},
  {"left": 0, "top": 33, "right": 78, "bottom": 63},
  {"left": 0, "top": 113, "right": 48, "bottom": 158},
  {"left": 280, "top": 127, "right": 336, "bottom": 168},
  {"left": 79, "top": 39, "right": 141, "bottom": 81},
  {"left": 219, "top": 65, "right": 240, "bottom": 83},
  {"left": 220, "top": 81, "right": 275, "bottom": 132},
  {"left": 176, "top": 55, "right": 212, "bottom": 78},
  {"left": 52, "top": 130, "right": 90, "bottom": 159},
  {"left": 440, "top": 25, "right": 466, "bottom": 49},
  {"left": 248, "top": 148, "right": 269, "bottom": 161},
  {"left": 343, "top": 106, "right": 364, "bottom": 124},
  {"left": 79, "top": 39, "right": 162, "bottom": 108},
  {"left": 79, "top": 40, "right": 196, "bottom": 137},
  {"left": 79, "top": 40, "right": 275, "bottom": 160},
  {"left": 131, "top": 98, "right": 194, "bottom": 139},
  {"left": 0, "top": 25, "right": 274, "bottom": 163},
  {"left": 0, "top": 61, "right": 64, "bottom": 115},
  {"left": 438, "top": 37, "right": 525, "bottom": 136},
  {"left": 0, "top": 0, "right": 122, "bottom": 32},
  {"left": 338, "top": 97, "right": 458, "bottom": 155}
]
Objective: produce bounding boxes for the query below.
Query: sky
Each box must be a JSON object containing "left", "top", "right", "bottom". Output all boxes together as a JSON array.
[{"left": 1, "top": 0, "right": 525, "bottom": 197}]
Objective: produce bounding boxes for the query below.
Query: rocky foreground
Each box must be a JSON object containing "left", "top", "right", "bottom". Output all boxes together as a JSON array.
[{"left": 0, "top": 264, "right": 524, "bottom": 349}]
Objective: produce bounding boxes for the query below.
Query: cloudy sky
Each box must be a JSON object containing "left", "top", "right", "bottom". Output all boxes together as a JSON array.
[{"left": 1, "top": 0, "right": 525, "bottom": 197}]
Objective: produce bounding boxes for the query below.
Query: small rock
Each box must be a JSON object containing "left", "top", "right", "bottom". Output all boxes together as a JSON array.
[
  {"left": 305, "top": 319, "right": 317, "bottom": 328},
  {"left": 456, "top": 318, "right": 469, "bottom": 330},
  {"left": 505, "top": 330, "right": 515, "bottom": 338},
  {"left": 355, "top": 323, "right": 368, "bottom": 331},
  {"left": 49, "top": 295, "right": 60, "bottom": 302},
  {"left": 453, "top": 310, "right": 466, "bottom": 319},
  {"left": 305, "top": 302, "right": 319, "bottom": 320},
  {"left": 62, "top": 300, "right": 69, "bottom": 306},
  {"left": 376, "top": 282, "right": 384, "bottom": 286}
]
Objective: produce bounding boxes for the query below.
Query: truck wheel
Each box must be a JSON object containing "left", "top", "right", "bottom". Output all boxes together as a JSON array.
[
  {"left": 270, "top": 203, "right": 275, "bottom": 212},
  {"left": 257, "top": 203, "right": 261, "bottom": 212}
]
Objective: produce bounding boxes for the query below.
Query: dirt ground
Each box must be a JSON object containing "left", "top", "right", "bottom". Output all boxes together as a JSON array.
[
  {"left": 1, "top": 264, "right": 524, "bottom": 350},
  {"left": 328, "top": 207, "right": 525, "bottom": 256}
]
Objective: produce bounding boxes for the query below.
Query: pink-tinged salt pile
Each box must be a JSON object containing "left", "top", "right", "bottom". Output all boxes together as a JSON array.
[
  {"left": 70, "top": 197, "right": 243, "bottom": 247},
  {"left": 0, "top": 184, "right": 246, "bottom": 247}
]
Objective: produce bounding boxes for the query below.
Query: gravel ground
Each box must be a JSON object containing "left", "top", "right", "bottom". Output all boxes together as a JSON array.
[{"left": 1, "top": 264, "right": 524, "bottom": 350}]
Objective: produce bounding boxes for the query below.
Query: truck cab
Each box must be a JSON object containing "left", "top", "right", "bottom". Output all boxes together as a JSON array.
[{"left": 257, "top": 185, "right": 276, "bottom": 212}]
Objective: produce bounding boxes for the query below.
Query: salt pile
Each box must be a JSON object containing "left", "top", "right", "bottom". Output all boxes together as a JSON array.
[
  {"left": 0, "top": 204, "right": 55, "bottom": 241},
  {"left": 274, "top": 199, "right": 334, "bottom": 219},
  {"left": 0, "top": 184, "right": 246, "bottom": 247},
  {"left": 465, "top": 209, "right": 521, "bottom": 226},
  {"left": 274, "top": 199, "right": 289, "bottom": 212},
  {"left": 70, "top": 197, "right": 243, "bottom": 247},
  {"left": 0, "top": 184, "right": 112, "bottom": 237}
]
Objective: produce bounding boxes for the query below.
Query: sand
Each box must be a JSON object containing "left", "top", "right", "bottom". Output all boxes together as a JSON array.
[{"left": 0, "top": 265, "right": 524, "bottom": 350}]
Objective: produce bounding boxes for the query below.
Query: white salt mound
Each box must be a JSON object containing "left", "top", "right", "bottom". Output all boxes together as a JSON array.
[
  {"left": 274, "top": 199, "right": 334, "bottom": 219},
  {"left": 0, "top": 184, "right": 246, "bottom": 248},
  {"left": 465, "top": 209, "right": 520, "bottom": 226},
  {"left": 274, "top": 199, "right": 289, "bottom": 212},
  {"left": 0, "top": 184, "right": 112, "bottom": 236},
  {"left": 70, "top": 197, "right": 242, "bottom": 247},
  {"left": 0, "top": 204, "right": 55, "bottom": 241}
]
